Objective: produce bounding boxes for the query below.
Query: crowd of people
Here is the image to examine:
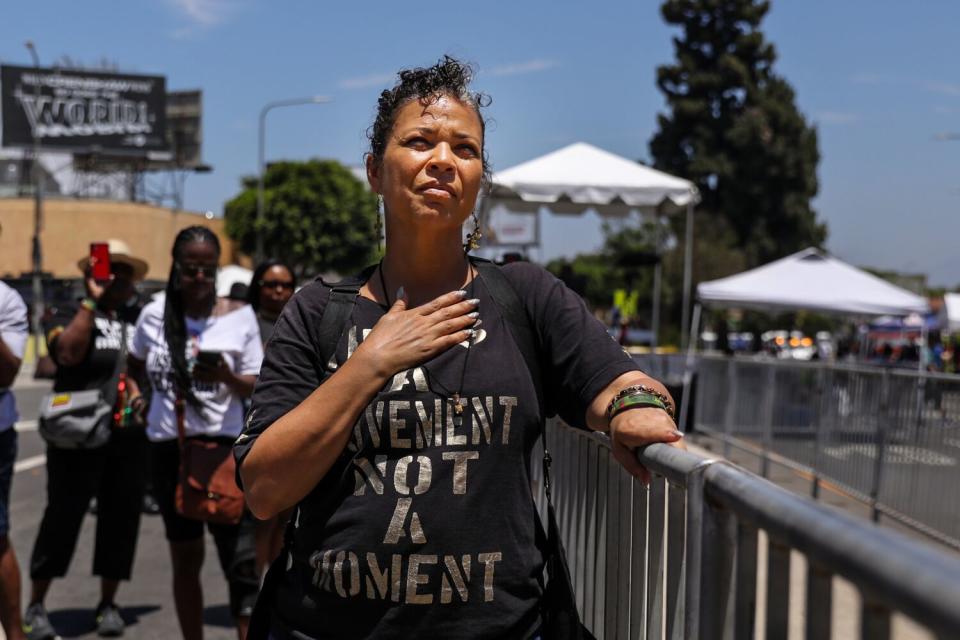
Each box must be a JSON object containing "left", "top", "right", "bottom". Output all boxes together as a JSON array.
[
  {"left": 0, "top": 234, "right": 299, "bottom": 639},
  {"left": 0, "top": 56, "right": 682, "bottom": 640}
]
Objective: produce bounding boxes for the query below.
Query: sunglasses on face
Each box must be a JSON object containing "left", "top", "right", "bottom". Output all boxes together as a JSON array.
[
  {"left": 179, "top": 263, "right": 217, "bottom": 279},
  {"left": 260, "top": 279, "right": 295, "bottom": 290}
]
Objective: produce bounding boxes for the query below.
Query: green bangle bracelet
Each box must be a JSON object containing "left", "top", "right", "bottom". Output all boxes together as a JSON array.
[
  {"left": 608, "top": 392, "right": 675, "bottom": 423},
  {"left": 607, "top": 384, "right": 675, "bottom": 418}
]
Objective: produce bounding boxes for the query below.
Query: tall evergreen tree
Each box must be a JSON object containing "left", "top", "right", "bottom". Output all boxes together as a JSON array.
[{"left": 650, "top": 0, "right": 826, "bottom": 265}]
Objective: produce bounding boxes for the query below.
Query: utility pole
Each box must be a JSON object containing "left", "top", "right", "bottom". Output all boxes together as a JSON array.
[
  {"left": 24, "top": 41, "right": 45, "bottom": 363},
  {"left": 256, "top": 96, "right": 331, "bottom": 263}
]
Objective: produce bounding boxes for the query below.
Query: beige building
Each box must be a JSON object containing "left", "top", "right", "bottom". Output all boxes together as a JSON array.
[{"left": 0, "top": 198, "right": 244, "bottom": 281}]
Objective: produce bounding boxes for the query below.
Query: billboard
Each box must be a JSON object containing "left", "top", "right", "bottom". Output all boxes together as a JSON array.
[
  {"left": 73, "top": 90, "right": 205, "bottom": 172},
  {"left": 165, "top": 90, "right": 203, "bottom": 168},
  {"left": 0, "top": 64, "right": 168, "bottom": 154}
]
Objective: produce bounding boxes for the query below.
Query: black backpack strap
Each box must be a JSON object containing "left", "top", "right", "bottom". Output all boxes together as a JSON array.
[
  {"left": 470, "top": 257, "right": 546, "bottom": 418},
  {"left": 315, "top": 264, "right": 377, "bottom": 373},
  {"left": 248, "top": 265, "right": 376, "bottom": 640},
  {"left": 471, "top": 258, "right": 592, "bottom": 637}
]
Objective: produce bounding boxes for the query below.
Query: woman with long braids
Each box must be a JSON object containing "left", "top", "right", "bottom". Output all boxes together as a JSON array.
[
  {"left": 235, "top": 57, "right": 681, "bottom": 639},
  {"left": 129, "top": 226, "right": 263, "bottom": 640}
]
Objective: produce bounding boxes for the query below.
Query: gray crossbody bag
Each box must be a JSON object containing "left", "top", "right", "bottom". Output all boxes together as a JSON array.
[{"left": 38, "top": 322, "right": 127, "bottom": 449}]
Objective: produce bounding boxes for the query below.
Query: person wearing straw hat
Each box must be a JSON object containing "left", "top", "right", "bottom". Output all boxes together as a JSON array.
[{"left": 23, "top": 239, "right": 149, "bottom": 639}]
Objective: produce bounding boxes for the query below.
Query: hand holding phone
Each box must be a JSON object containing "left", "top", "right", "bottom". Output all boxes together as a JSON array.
[{"left": 192, "top": 350, "right": 225, "bottom": 383}]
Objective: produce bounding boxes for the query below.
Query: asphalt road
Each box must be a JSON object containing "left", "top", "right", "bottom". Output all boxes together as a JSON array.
[{"left": 6, "top": 376, "right": 239, "bottom": 640}]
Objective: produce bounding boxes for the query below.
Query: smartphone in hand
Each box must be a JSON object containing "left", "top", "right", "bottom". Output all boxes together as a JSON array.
[
  {"left": 90, "top": 243, "right": 111, "bottom": 282},
  {"left": 196, "top": 350, "right": 223, "bottom": 369}
]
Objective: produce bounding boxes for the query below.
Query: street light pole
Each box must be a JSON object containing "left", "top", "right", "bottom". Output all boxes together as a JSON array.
[
  {"left": 256, "top": 96, "right": 331, "bottom": 263},
  {"left": 24, "top": 41, "right": 45, "bottom": 362}
]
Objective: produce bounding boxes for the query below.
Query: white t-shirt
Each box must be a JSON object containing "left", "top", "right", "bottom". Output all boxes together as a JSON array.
[
  {"left": 0, "top": 282, "right": 28, "bottom": 431},
  {"left": 131, "top": 298, "right": 263, "bottom": 442}
]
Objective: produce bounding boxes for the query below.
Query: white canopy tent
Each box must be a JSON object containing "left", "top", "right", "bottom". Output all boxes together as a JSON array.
[
  {"left": 941, "top": 293, "right": 960, "bottom": 333},
  {"left": 678, "top": 248, "right": 931, "bottom": 428},
  {"left": 216, "top": 264, "right": 254, "bottom": 298},
  {"left": 482, "top": 142, "right": 700, "bottom": 345},
  {"left": 697, "top": 248, "right": 930, "bottom": 317}
]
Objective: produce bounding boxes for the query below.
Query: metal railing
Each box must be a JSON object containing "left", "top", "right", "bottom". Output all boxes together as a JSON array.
[
  {"left": 534, "top": 420, "right": 960, "bottom": 639},
  {"left": 693, "top": 355, "right": 960, "bottom": 548},
  {"left": 631, "top": 353, "right": 690, "bottom": 386}
]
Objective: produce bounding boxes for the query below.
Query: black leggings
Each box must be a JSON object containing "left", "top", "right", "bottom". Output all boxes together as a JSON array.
[
  {"left": 150, "top": 439, "right": 258, "bottom": 618},
  {"left": 30, "top": 432, "right": 147, "bottom": 581}
]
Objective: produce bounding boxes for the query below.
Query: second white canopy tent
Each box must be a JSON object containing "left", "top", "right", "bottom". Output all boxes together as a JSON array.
[{"left": 480, "top": 142, "right": 700, "bottom": 345}]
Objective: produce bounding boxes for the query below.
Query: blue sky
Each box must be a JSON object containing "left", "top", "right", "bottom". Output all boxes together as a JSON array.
[{"left": 2, "top": 0, "right": 958, "bottom": 286}]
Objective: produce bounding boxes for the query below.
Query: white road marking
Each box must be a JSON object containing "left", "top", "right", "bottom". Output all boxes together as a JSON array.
[
  {"left": 14, "top": 454, "right": 46, "bottom": 473},
  {"left": 823, "top": 444, "right": 955, "bottom": 466}
]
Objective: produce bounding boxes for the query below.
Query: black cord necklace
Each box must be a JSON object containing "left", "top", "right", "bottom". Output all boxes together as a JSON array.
[{"left": 377, "top": 260, "right": 475, "bottom": 423}]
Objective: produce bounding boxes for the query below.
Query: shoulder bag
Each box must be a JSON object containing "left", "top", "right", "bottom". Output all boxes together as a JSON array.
[
  {"left": 474, "top": 258, "right": 596, "bottom": 640},
  {"left": 38, "top": 322, "right": 127, "bottom": 449},
  {"left": 174, "top": 395, "right": 245, "bottom": 525}
]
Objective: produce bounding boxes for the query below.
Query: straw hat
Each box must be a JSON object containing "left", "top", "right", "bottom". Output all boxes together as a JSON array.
[{"left": 76, "top": 239, "right": 150, "bottom": 281}]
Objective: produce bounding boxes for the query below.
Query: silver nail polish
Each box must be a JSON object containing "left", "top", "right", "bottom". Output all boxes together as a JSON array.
[
  {"left": 467, "top": 311, "right": 479, "bottom": 319},
  {"left": 473, "top": 319, "right": 483, "bottom": 328},
  {"left": 456, "top": 290, "right": 468, "bottom": 298},
  {"left": 468, "top": 298, "right": 480, "bottom": 306},
  {"left": 396, "top": 286, "right": 405, "bottom": 300}
]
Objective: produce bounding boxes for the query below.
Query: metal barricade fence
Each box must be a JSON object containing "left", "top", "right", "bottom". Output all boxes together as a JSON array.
[
  {"left": 535, "top": 420, "right": 960, "bottom": 639},
  {"left": 693, "top": 355, "right": 960, "bottom": 549},
  {"left": 631, "top": 354, "right": 689, "bottom": 386}
]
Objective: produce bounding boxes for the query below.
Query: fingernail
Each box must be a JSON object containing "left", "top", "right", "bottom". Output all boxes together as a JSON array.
[
  {"left": 468, "top": 311, "right": 479, "bottom": 319},
  {"left": 473, "top": 319, "right": 483, "bottom": 328},
  {"left": 468, "top": 298, "right": 480, "bottom": 306},
  {"left": 455, "top": 289, "right": 468, "bottom": 298},
  {"left": 671, "top": 430, "right": 684, "bottom": 438},
  {"left": 467, "top": 329, "right": 477, "bottom": 339},
  {"left": 396, "top": 286, "right": 405, "bottom": 300}
]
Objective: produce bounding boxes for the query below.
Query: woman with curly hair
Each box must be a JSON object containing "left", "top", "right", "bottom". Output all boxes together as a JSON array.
[{"left": 236, "top": 57, "right": 681, "bottom": 638}]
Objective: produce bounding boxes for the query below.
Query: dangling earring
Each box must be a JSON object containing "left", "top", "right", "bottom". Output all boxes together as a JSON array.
[
  {"left": 374, "top": 196, "right": 384, "bottom": 254},
  {"left": 464, "top": 212, "right": 482, "bottom": 253}
]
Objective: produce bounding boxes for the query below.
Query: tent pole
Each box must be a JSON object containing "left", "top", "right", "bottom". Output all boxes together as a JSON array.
[
  {"left": 651, "top": 215, "right": 662, "bottom": 350},
  {"left": 681, "top": 202, "right": 694, "bottom": 350},
  {"left": 534, "top": 206, "right": 542, "bottom": 263},
  {"left": 679, "top": 302, "right": 702, "bottom": 432}
]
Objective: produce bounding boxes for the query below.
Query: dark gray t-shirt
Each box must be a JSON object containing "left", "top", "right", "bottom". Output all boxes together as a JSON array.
[{"left": 235, "top": 262, "right": 638, "bottom": 639}]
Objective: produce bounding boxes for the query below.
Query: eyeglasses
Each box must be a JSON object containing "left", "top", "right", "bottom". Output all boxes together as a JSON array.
[
  {"left": 259, "top": 279, "right": 295, "bottom": 290},
  {"left": 179, "top": 263, "right": 217, "bottom": 279}
]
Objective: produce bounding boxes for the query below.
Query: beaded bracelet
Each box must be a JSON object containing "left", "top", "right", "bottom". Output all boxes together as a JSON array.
[{"left": 606, "top": 384, "right": 675, "bottom": 420}]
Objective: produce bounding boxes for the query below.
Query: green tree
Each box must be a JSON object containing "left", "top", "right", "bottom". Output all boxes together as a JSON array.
[
  {"left": 650, "top": 0, "right": 826, "bottom": 266},
  {"left": 547, "top": 214, "right": 747, "bottom": 345},
  {"left": 224, "top": 160, "right": 379, "bottom": 278}
]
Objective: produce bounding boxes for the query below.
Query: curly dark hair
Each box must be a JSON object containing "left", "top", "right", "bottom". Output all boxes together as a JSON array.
[{"left": 367, "top": 55, "right": 492, "bottom": 185}]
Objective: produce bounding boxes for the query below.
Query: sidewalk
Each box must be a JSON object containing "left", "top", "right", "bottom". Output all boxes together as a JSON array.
[{"left": 10, "top": 361, "right": 52, "bottom": 391}]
